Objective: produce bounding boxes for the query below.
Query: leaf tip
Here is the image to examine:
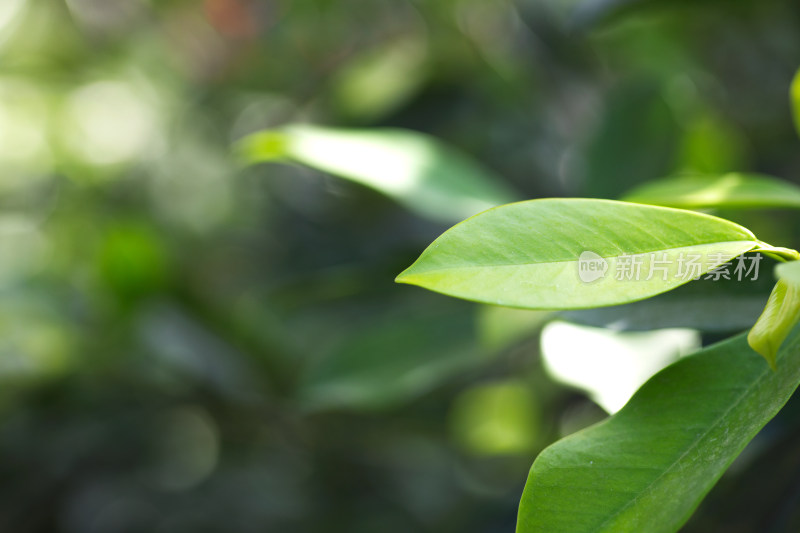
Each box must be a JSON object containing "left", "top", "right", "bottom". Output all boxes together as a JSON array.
[
  {"left": 395, "top": 265, "right": 433, "bottom": 288},
  {"left": 394, "top": 268, "right": 413, "bottom": 285}
]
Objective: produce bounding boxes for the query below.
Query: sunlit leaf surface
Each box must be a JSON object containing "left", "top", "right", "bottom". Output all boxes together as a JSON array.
[
  {"left": 397, "top": 199, "right": 759, "bottom": 309},
  {"left": 238, "top": 125, "right": 518, "bottom": 223}
]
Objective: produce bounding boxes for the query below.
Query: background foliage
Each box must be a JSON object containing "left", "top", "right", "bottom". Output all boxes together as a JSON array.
[{"left": 2, "top": 0, "right": 800, "bottom": 531}]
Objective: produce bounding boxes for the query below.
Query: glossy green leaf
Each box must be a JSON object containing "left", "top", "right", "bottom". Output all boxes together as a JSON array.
[
  {"left": 622, "top": 173, "right": 800, "bottom": 210},
  {"left": 747, "top": 279, "right": 800, "bottom": 369},
  {"left": 792, "top": 68, "right": 800, "bottom": 139},
  {"left": 518, "top": 327, "right": 800, "bottom": 533},
  {"left": 238, "top": 125, "right": 517, "bottom": 222},
  {"left": 396, "top": 199, "right": 759, "bottom": 309}
]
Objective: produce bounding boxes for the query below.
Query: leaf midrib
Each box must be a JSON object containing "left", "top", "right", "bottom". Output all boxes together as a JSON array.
[{"left": 405, "top": 240, "right": 756, "bottom": 276}]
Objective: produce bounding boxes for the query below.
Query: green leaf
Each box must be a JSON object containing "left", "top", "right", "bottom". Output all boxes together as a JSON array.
[
  {"left": 517, "top": 327, "right": 800, "bottom": 533},
  {"left": 396, "top": 199, "right": 759, "bottom": 309},
  {"left": 747, "top": 279, "right": 800, "bottom": 369},
  {"left": 622, "top": 173, "right": 800, "bottom": 210},
  {"left": 792, "top": 68, "right": 800, "bottom": 139},
  {"left": 237, "top": 125, "right": 517, "bottom": 223}
]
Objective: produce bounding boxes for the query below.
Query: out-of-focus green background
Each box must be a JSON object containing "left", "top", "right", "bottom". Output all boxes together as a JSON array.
[{"left": 1, "top": 0, "right": 800, "bottom": 531}]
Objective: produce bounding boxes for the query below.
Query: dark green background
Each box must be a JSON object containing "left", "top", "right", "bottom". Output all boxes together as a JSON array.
[{"left": 1, "top": 0, "right": 799, "bottom": 531}]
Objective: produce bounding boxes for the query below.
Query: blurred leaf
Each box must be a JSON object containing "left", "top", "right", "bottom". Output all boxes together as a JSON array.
[
  {"left": 541, "top": 321, "right": 699, "bottom": 413},
  {"left": 96, "top": 221, "right": 170, "bottom": 303},
  {"left": 518, "top": 327, "right": 800, "bottom": 533},
  {"left": 329, "top": 39, "right": 428, "bottom": 122},
  {"left": 792, "top": 68, "right": 800, "bottom": 139},
  {"left": 449, "top": 380, "right": 539, "bottom": 456},
  {"left": 396, "top": 199, "right": 758, "bottom": 309},
  {"left": 564, "top": 263, "right": 774, "bottom": 332},
  {"left": 564, "top": 293, "right": 764, "bottom": 332},
  {"left": 300, "top": 305, "right": 491, "bottom": 411},
  {"left": 137, "top": 303, "right": 260, "bottom": 396},
  {"left": 677, "top": 115, "right": 748, "bottom": 174},
  {"left": 238, "top": 125, "right": 518, "bottom": 223},
  {"left": 748, "top": 279, "right": 800, "bottom": 369},
  {"left": 477, "top": 305, "right": 551, "bottom": 352},
  {"left": 623, "top": 173, "right": 800, "bottom": 210}
]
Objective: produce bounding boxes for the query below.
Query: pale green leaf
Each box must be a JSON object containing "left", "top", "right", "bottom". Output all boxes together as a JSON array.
[
  {"left": 518, "top": 327, "right": 800, "bottom": 533},
  {"left": 396, "top": 199, "right": 759, "bottom": 309},
  {"left": 622, "top": 173, "right": 800, "bottom": 210},
  {"left": 747, "top": 279, "right": 800, "bottom": 369},
  {"left": 776, "top": 260, "right": 800, "bottom": 287},
  {"left": 238, "top": 125, "right": 517, "bottom": 222}
]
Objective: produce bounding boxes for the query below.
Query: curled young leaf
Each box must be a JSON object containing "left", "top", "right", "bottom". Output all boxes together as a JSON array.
[
  {"left": 748, "top": 278, "right": 800, "bottom": 369},
  {"left": 776, "top": 259, "right": 800, "bottom": 287}
]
